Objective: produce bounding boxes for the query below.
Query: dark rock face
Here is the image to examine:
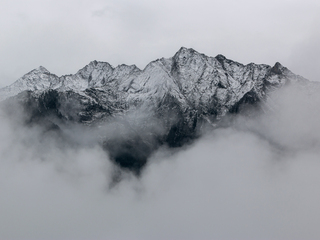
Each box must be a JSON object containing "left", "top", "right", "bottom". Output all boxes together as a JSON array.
[{"left": 0, "top": 47, "right": 307, "bottom": 173}]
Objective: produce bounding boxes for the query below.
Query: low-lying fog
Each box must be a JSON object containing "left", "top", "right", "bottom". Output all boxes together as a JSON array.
[{"left": 1, "top": 83, "right": 320, "bottom": 240}]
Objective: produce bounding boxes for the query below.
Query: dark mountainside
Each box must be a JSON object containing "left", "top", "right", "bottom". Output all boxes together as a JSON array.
[{"left": 0, "top": 47, "right": 307, "bottom": 174}]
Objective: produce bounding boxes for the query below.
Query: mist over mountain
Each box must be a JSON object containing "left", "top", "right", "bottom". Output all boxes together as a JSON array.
[
  {"left": 0, "top": 47, "right": 308, "bottom": 174},
  {"left": 1, "top": 48, "right": 320, "bottom": 239}
]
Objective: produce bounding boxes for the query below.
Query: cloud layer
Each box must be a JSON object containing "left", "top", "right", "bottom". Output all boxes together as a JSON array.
[{"left": 1, "top": 82, "right": 320, "bottom": 239}]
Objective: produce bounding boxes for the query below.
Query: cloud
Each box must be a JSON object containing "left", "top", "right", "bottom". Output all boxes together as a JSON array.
[{"left": 1, "top": 82, "right": 320, "bottom": 239}]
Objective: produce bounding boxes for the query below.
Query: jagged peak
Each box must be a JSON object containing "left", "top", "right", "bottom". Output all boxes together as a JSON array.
[
  {"left": 274, "top": 62, "right": 284, "bottom": 68},
  {"left": 20, "top": 66, "right": 50, "bottom": 77},
  {"left": 174, "top": 47, "right": 198, "bottom": 57},
  {"left": 115, "top": 63, "right": 140, "bottom": 71},
  {"left": 88, "top": 60, "right": 113, "bottom": 68},
  {"left": 271, "top": 62, "right": 286, "bottom": 74},
  {"left": 89, "top": 60, "right": 98, "bottom": 66},
  {"left": 178, "top": 46, "right": 195, "bottom": 52},
  {"left": 172, "top": 47, "right": 209, "bottom": 67},
  {"left": 76, "top": 61, "right": 114, "bottom": 76},
  {"left": 35, "top": 66, "right": 49, "bottom": 73}
]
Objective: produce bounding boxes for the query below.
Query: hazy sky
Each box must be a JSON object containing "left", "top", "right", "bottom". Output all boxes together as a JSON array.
[{"left": 1, "top": 0, "right": 320, "bottom": 87}]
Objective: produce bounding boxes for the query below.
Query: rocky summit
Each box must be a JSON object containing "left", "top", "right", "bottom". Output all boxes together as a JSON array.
[{"left": 0, "top": 47, "right": 308, "bottom": 173}]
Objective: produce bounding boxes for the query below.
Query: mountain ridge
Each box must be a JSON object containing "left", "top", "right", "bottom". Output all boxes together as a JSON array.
[
  {"left": 0, "top": 47, "right": 308, "bottom": 173},
  {"left": 1, "top": 47, "right": 305, "bottom": 102}
]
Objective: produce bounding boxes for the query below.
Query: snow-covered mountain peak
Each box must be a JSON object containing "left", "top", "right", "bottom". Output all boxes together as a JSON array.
[
  {"left": 0, "top": 47, "right": 308, "bottom": 105},
  {"left": 114, "top": 64, "right": 141, "bottom": 73},
  {"left": 0, "top": 47, "right": 312, "bottom": 172},
  {"left": 271, "top": 62, "right": 286, "bottom": 74},
  {"left": 24, "top": 65, "right": 51, "bottom": 76},
  {"left": 176, "top": 46, "right": 194, "bottom": 54},
  {"left": 77, "top": 61, "right": 113, "bottom": 76},
  {"left": 0, "top": 65, "right": 60, "bottom": 101},
  {"left": 174, "top": 47, "right": 204, "bottom": 61},
  {"left": 36, "top": 65, "right": 49, "bottom": 73}
]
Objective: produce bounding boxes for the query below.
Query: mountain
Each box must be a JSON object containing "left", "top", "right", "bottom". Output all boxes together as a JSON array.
[{"left": 0, "top": 47, "right": 308, "bottom": 173}]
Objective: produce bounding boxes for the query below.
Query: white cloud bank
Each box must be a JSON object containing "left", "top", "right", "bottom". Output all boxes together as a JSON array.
[{"left": 1, "top": 83, "right": 320, "bottom": 240}]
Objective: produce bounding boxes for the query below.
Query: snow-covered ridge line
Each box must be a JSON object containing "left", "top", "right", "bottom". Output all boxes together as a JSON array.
[{"left": 0, "top": 47, "right": 306, "bottom": 105}]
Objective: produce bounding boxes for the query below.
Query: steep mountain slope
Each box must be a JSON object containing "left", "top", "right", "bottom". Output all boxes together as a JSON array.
[{"left": 0, "top": 47, "right": 308, "bottom": 173}]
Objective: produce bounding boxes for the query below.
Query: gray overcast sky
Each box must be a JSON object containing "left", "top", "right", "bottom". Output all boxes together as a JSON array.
[{"left": 1, "top": 0, "right": 320, "bottom": 87}]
